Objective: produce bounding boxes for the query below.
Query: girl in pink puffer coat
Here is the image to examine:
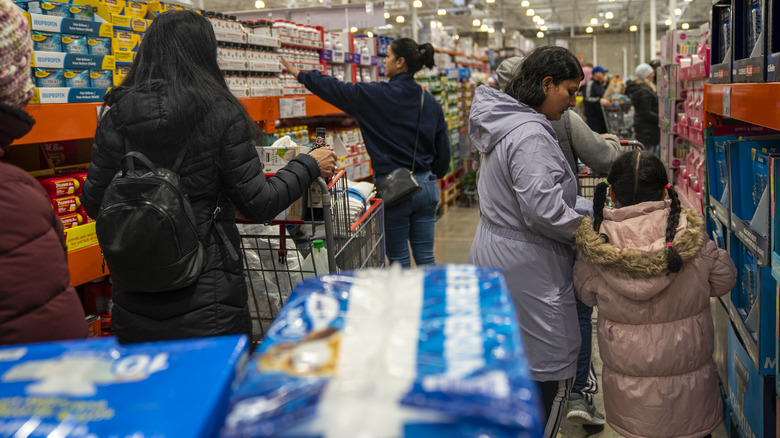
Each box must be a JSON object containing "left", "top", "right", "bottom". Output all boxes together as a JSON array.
[{"left": 573, "top": 151, "right": 736, "bottom": 438}]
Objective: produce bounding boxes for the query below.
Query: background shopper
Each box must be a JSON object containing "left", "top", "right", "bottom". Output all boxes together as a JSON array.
[
  {"left": 626, "top": 63, "right": 661, "bottom": 156},
  {"left": 497, "top": 56, "right": 621, "bottom": 427},
  {"left": 281, "top": 38, "right": 451, "bottom": 268},
  {"left": 574, "top": 150, "right": 736, "bottom": 438},
  {"left": 468, "top": 46, "right": 585, "bottom": 438},
  {"left": 583, "top": 65, "right": 610, "bottom": 134},
  {"left": 0, "top": 0, "right": 88, "bottom": 344},
  {"left": 81, "top": 10, "right": 336, "bottom": 343}
]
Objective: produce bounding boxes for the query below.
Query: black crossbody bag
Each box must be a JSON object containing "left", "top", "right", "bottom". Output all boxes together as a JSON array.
[{"left": 375, "top": 88, "right": 426, "bottom": 207}]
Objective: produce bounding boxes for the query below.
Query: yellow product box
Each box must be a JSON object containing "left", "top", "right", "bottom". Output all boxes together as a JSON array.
[
  {"left": 111, "top": 13, "right": 150, "bottom": 32},
  {"left": 99, "top": 0, "right": 124, "bottom": 15},
  {"left": 123, "top": 0, "right": 147, "bottom": 18},
  {"left": 113, "top": 51, "right": 136, "bottom": 64},
  {"left": 146, "top": 0, "right": 183, "bottom": 18},
  {"left": 113, "top": 66, "right": 130, "bottom": 86},
  {"left": 112, "top": 30, "right": 141, "bottom": 52}
]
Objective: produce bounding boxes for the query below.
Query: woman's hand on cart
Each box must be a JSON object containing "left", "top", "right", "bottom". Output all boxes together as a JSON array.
[{"left": 310, "top": 147, "right": 338, "bottom": 178}]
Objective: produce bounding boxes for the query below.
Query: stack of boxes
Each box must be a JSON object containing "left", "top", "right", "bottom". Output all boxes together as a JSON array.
[
  {"left": 710, "top": 0, "right": 779, "bottom": 83},
  {"left": 658, "top": 24, "right": 711, "bottom": 214},
  {"left": 353, "top": 36, "right": 378, "bottom": 83},
  {"left": 20, "top": 0, "right": 115, "bottom": 103}
]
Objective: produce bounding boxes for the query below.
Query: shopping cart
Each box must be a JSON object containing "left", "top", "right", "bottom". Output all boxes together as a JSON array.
[
  {"left": 579, "top": 140, "right": 643, "bottom": 201},
  {"left": 238, "top": 170, "right": 385, "bottom": 343},
  {"left": 602, "top": 102, "right": 635, "bottom": 138}
]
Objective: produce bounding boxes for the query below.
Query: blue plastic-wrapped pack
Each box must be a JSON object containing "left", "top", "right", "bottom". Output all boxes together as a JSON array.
[
  {"left": 0, "top": 335, "right": 249, "bottom": 437},
  {"left": 222, "top": 264, "right": 542, "bottom": 437}
]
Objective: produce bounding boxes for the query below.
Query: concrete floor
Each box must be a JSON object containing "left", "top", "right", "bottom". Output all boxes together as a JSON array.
[{"left": 433, "top": 204, "right": 729, "bottom": 438}]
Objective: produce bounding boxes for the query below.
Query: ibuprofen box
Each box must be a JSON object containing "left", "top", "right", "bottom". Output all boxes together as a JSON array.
[
  {"left": 0, "top": 335, "right": 249, "bottom": 437},
  {"left": 29, "top": 12, "right": 113, "bottom": 38}
]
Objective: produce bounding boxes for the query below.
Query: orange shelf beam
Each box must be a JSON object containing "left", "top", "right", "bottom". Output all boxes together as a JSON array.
[
  {"left": 16, "top": 102, "right": 102, "bottom": 145},
  {"left": 67, "top": 244, "right": 106, "bottom": 287},
  {"left": 704, "top": 83, "right": 780, "bottom": 131},
  {"left": 302, "top": 94, "right": 343, "bottom": 117}
]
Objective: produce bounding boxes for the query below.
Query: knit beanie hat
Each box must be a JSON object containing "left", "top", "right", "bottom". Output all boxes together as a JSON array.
[
  {"left": 0, "top": 0, "right": 35, "bottom": 109},
  {"left": 635, "top": 63, "right": 654, "bottom": 80}
]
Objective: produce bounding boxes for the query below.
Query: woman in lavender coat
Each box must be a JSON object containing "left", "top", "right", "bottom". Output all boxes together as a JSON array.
[{"left": 468, "top": 46, "right": 586, "bottom": 438}]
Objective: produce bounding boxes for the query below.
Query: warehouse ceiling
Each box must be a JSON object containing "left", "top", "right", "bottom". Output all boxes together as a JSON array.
[{"left": 205, "top": 0, "right": 712, "bottom": 38}]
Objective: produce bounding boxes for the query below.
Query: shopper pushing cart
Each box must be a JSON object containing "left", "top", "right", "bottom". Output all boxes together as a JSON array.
[
  {"left": 238, "top": 171, "right": 385, "bottom": 343},
  {"left": 625, "top": 63, "right": 661, "bottom": 157}
]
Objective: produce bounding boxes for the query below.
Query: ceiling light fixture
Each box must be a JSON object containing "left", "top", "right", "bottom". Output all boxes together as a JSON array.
[
  {"left": 437, "top": 8, "right": 446, "bottom": 15},
  {"left": 538, "top": 18, "right": 545, "bottom": 25},
  {"left": 367, "top": 31, "right": 374, "bottom": 37},
  {"left": 605, "top": 11, "right": 613, "bottom": 19},
  {"left": 384, "top": 12, "right": 389, "bottom": 19},
  {"left": 590, "top": 18, "right": 598, "bottom": 25},
  {"left": 604, "top": 22, "right": 609, "bottom": 28},
  {"left": 254, "top": 0, "right": 264, "bottom": 8},
  {"left": 681, "top": 22, "right": 689, "bottom": 29},
  {"left": 486, "top": 0, "right": 495, "bottom": 4},
  {"left": 396, "top": 15, "right": 405, "bottom": 22},
  {"left": 488, "top": 27, "right": 495, "bottom": 33},
  {"left": 532, "top": 15, "right": 539, "bottom": 22},
  {"left": 521, "top": 0, "right": 529, "bottom": 6},
  {"left": 350, "top": 26, "right": 358, "bottom": 32},
  {"left": 629, "top": 25, "right": 637, "bottom": 31},
  {"left": 540, "top": 25, "right": 547, "bottom": 30},
  {"left": 473, "top": 18, "right": 481, "bottom": 26},
  {"left": 674, "top": 8, "right": 682, "bottom": 15},
  {"left": 454, "top": 34, "right": 459, "bottom": 39},
  {"left": 413, "top": 0, "right": 422, "bottom": 7},
  {"left": 664, "top": 18, "right": 672, "bottom": 25},
  {"left": 526, "top": 8, "right": 534, "bottom": 16},
  {"left": 537, "top": 31, "right": 544, "bottom": 38},
  {"left": 586, "top": 26, "right": 593, "bottom": 33},
  {"left": 480, "top": 23, "right": 489, "bottom": 31}
]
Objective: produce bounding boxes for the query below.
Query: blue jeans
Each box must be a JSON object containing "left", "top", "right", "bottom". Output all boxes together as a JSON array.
[
  {"left": 383, "top": 171, "right": 439, "bottom": 268},
  {"left": 572, "top": 297, "right": 598, "bottom": 399}
]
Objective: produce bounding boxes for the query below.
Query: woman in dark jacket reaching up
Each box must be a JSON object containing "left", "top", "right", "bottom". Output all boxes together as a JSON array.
[
  {"left": 281, "top": 38, "right": 451, "bottom": 268},
  {"left": 80, "top": 10, "right": 336, "bottom": 343}
]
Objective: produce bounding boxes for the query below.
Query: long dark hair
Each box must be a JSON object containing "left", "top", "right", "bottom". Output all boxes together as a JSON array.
[
  {"left": 390, "top": 38, "right": 435, "bottom": 74},
  {"left": 592, "top": 150, "right": 683, "bottom": 273},
  {"left": 505, "top": 45, "right": 583, "bottom": 107},
  {"left": 117, "top": 10, "right": 254, "bottom": 135}
]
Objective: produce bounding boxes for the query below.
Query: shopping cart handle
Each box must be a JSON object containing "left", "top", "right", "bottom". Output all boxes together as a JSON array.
[{"left": 619, "top": 140, "right": 644, "bottom": 149}]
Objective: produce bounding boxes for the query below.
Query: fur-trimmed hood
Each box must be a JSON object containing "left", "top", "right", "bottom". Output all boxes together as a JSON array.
[{"left": 575, "top": 201, "right": 705, "bottom": 299}]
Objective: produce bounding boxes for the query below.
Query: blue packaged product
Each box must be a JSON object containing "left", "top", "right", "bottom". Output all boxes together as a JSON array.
[
  {"left": 222, "top": 265, "right": 543, "bottom": 438},
  {"left": 39, "top": 0, "right": 71, "bottom": 17},
  {"left": 34, "top": 67, "right": 65, "bottom": 87},
  {"left": 64, "top": 69, "right": 90, "bottom": 88},
  {"left": 87, "top": 36, "right": 112, "bottom": 55},
  {"left": 0, "top": 335, "right": 249, "bottom": 437},
  {"left": 68, "top": 3, "right": 95, "bottom": 21},
  {"left": 89, "top": 70, "right": 113, "bottom": 88},
  {"left": 62, "top": 34, "right": 88, "bottom": 54},
  {"left": 31, "top": 30, "right": 62, "bottom": 52}
]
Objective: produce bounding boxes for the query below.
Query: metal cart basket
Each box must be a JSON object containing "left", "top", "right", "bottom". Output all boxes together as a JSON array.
[
  {"left": 238, "top": 170, "right": 385, "bottom": 342},
  {"left": 579, "top": 140, "right": 644, "bottom": 201},
  {"left": 602, "top": 102, "right": 635, "bottom": 138}
]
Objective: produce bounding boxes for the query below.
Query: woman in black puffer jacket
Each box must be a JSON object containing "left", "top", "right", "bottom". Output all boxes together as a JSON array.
[
  {"left": 81, "top": 11, "right": 336, "bottom": 343},
  {"left": 626, "top": 63, "right": 660, "bottom": 156}
]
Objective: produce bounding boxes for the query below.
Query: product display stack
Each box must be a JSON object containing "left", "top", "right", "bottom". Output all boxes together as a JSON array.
[
  {"left": 701, "top": 0, "right": 780, "bottom": 436},
  {"left": 658, "top": 24, "right": 711, "bottom": 215}
]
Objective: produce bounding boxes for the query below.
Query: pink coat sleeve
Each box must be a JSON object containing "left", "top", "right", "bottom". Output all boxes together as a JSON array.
[
  {"left": 700, "top": 239, "right": 737, "bottom": 297},
  {"left": 573, "top": 259, "right": 598, "bottom": 307}
]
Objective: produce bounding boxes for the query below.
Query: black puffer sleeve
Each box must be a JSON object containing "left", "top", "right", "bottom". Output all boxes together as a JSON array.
[
  {"left": 218, "top": 113, "right": 320, "bottom": 222},
  {"left": 81, "top": 113, "right": 124, "bottom": 219}
]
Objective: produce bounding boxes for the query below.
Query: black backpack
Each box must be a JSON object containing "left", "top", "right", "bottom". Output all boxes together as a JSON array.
[{"left": 96, "top": 149, "right": 207, "bottom": 292}]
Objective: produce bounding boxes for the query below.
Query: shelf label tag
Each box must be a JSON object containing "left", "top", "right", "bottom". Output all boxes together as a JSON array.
[
  {"left": 722, "top": 86, "right": 731, "bottom": 117},
  {"left": 279, "top": 97, "right": 306, "bottom": 118}
]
